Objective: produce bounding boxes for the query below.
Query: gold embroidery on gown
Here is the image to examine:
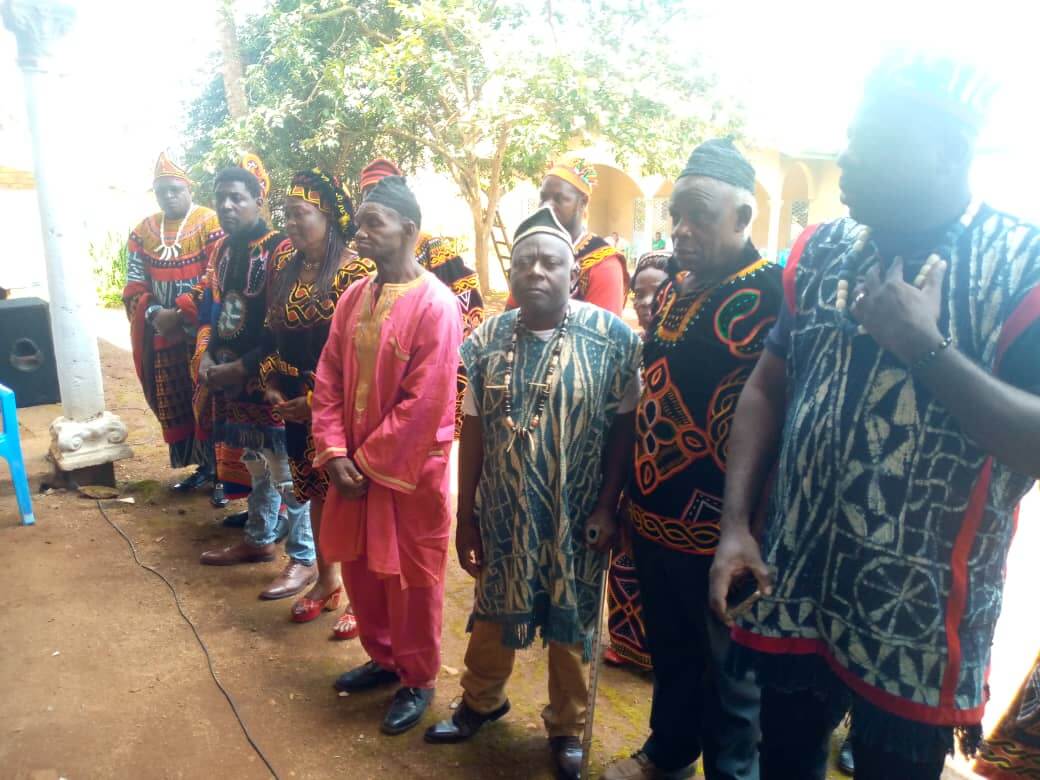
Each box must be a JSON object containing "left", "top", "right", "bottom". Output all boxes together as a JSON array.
[{"left": 352, "top": 274, "right": 428, "bottom": 415}]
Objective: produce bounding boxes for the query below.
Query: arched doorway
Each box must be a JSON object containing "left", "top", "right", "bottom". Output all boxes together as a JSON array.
[
  {"left": 587, "top": 163, "right": 643, "bottom": 257},
  {"left": 780, "top": 163, "right": 812, "bottom": 250}
]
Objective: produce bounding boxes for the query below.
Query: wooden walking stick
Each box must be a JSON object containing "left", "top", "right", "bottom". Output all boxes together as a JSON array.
[{"left": 580, "top": 549, "right": 610, "bottom": 779}]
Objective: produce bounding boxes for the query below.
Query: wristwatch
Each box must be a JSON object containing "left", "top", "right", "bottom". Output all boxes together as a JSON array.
[{"left": 145, "top": 304, "right": 163, "bottom": 331}]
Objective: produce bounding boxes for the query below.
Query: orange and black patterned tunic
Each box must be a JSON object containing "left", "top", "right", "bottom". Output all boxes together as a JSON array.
[
  {"left": 259, "top": 247, "right": 375, "bottom": 502},
  {"left": 629, "top": 246, "right": 782, "bottom": 556}
]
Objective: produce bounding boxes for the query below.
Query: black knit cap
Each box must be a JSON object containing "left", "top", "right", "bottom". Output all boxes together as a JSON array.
[
  {"left": 678, "top": 138, "right": 756, "bottom": 193},
  {"left": 364, "top": 175, "right": 422, "bottom": 228}
]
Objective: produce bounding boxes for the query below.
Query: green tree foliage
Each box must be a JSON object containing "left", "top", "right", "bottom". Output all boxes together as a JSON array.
[{"left": 186, "top": 0, "right": 742, "bottom": 291}]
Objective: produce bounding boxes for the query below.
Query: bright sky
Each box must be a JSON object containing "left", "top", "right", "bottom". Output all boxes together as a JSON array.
[{"left": 1, "top": 0, "right": 1039, "bottom": 221}]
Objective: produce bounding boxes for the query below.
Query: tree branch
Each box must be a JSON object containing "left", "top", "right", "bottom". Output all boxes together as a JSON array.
[{"left": 302, "top": 4, "right": 391, "bottom": 44}]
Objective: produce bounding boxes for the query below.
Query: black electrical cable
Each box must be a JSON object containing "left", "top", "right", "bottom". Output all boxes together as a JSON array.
[{"left": 94, "top": 499, "right": 280, "bottom": 780}]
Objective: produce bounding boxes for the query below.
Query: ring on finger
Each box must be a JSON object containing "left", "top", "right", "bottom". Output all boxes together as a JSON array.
[{"left": 853, "top": 291, "right": 867, "bottom": 307}]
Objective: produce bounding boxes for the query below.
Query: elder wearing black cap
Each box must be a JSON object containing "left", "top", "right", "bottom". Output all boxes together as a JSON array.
[
  {"left": 603, "top": 138, "right": 783, "bottom": 780},
  {"left": 710, "top": 55, "right": 1040, "bottom": 780},
  {"left": 310, "top": 174, "right": 464, "bottom": 737},
  {"left": 424, "top": 206, "right": 642, "bottom": 780}
]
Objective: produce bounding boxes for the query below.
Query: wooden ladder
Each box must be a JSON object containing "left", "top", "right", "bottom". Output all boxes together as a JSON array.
[{"left": 491, "top": 210, "right": 512, "bottom": 280}]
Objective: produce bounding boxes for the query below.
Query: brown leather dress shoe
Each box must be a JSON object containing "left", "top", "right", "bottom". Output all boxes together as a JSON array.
[
  {"left": 259, "top": 560, "right": 317, "bottom": 600},
  {"left": 199, "top": 541, "right": 276, "bottom": 566}
]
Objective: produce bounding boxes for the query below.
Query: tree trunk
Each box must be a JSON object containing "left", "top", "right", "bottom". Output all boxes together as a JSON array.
[
  {"left": 217, "top": 2, "right": 247, "bottom": 120},
  {"left": 466, "top": 200, "right": 493, "bottom": 296},
  {"left": 474, "top": 222, "right": 491, "bottom": 296}
]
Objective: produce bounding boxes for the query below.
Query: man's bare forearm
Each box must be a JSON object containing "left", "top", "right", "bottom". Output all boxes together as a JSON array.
[
  {"left": 596, "top": 411, "right": 635, "bottom": 511},
  {"left": 915, "top": 347, "right": 1040, "bottom": 476},
  {"left": 456, "top": 414, "right": 484, "bottom": 524}
]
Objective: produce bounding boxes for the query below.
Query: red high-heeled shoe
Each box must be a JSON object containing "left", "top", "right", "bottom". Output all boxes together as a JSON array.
[
  {"left": 291, "top": 586, "right": 346, "bottom": 623},
  {"left": 332, "top": 610, "right": 359, "bottom": 640}
]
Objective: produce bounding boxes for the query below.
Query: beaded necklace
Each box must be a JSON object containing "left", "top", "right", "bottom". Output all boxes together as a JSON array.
[
  {"left": 157, "top": 205, "right": 197, "bottom": 261},
  {"left": 833, "top": 200, "right": 980, "bottom": 333},
  {"left": 492, "top": 306, "right": 571, "bottom": 453}
]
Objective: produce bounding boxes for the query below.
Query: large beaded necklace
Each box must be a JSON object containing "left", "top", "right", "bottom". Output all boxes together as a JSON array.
[
  {"left": 494, "top": 306, "right": 571, "bottom": 453},
  {"left": 157, "top": 205, "right": 197, "bottom": 261},
  {"left": 833, "top": 200, "right": 981, "bottom": 333}
]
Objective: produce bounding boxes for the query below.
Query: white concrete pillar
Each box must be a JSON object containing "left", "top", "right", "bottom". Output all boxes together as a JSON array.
[
  {"left": 766, "top": 196, "right": 783, "bottom": 263},
  {"left": 643, "top": 197, "right": 656, "bottom": 257},
  {"left": 3, "top": 0, "right": 130, "bottom": 472}
]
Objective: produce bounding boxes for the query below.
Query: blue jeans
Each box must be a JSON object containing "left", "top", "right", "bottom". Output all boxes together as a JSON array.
[{"left": 241, "top": 448, "right": 314, "bottom": 565}]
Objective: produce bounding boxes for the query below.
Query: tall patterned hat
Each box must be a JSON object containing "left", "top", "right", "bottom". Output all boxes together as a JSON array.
[
  {"left": 286, "top": 168, "right": 356, "bottom": 240},
  {"left": 545, "top": 152, "right": 599, "bottom": 197},
  {"left": 240, "top": 152, "right": 271, "bottom": 198},
  {"left": 153, "top": 151, "right": 190, "bottom": 184},
  {"left": 360, "top": 158, "right": 403, "bottom": 192},
  {"left": 864, "top": 53, "right": 997, "bottom": 136},
  {"left": 513, "top": 206, "right": 574, "bottom": 253}
]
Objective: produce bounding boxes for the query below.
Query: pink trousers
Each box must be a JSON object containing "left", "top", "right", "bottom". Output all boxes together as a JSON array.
[{"left": 341, "top": 558, "right": 444, "bottom": 689}]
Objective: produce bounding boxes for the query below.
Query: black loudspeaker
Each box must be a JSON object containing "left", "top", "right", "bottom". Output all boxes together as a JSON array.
[{"left": 0, "top": 297, "right": 61, "bottom": 407}]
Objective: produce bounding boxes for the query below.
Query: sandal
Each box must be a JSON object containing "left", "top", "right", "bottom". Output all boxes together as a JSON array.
[
  {"left": 332, "top": 609, "right": 359, "bottom": 640},
  {"left": 291, "top": 585, "right": 346, "bottom": 624}
]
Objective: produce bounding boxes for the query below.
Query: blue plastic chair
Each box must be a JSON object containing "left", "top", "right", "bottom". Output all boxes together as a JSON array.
[{"left": 0, "top": 383, "right": 35, "bottom": 525}]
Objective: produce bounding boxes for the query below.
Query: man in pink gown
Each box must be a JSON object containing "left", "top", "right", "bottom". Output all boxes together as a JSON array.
[{"left": 311, "top": 176, "right": 463, "bottom": 736}]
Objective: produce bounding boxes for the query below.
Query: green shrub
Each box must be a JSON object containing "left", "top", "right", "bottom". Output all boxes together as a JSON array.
[{"left": 90, "top": 232, "right": 128, "bottom": 308}]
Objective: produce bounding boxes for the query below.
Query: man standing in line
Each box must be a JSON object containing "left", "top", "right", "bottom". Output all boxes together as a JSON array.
[
  {"left": 711, "top": 56, "right": 1040, "bottom": 780},
  {"left": 604, "top": 139, "right": 780, "bottom": 780},
  {"left": 312, "top": 176, "right": 463, "bottom": 736},
  {"left": 123, "top": 152, "right": 223, "bottom": 501},
  {"left": 424, "top": 206, "right": 641, "bottom": 779},
  {"left": 539, "top": 154, "right": 628, "bottom": 315},
  {"left": 192, "top": 166, "right": 316, "bottom": 602},
  {"left": 357, "top": 158, "right": 485, "bottom": 436}
]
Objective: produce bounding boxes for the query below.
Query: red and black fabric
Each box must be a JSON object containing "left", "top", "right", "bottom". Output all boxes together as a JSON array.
[
  {"left": 123, "top": 209, "right": 222, "bottom": 468},
  {"left": 629, "top": 244, "right": 782, "bottom": 556},
  {"left": 259, "top": 246, "right": 375, "bottom": 502},
  {"left": 191, "top": 222, "right": 288, "bottom": 496},
  {"left": 976, "top": 650, "right": 1040, "bottom": 778}
]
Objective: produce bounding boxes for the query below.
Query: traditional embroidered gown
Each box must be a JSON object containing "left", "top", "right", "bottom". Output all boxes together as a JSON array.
[
  {"left": 734, "top": 205, "right": 1040, "bottom": 736},
  {"left": 460, "top": 302, "right": 642, "bottom": 658},
  {"left": 259, "top": 247, "right": 375, "bottom": 502},
  {"left": 573, "top": 232, "right": 629, "bottom": 316},
  {"left": 629, "top": 248, "right": 781, "bottom": 556},
  {"left": 976, "top": 651, "right": 1040, "bottom": 778},
  {"left": 415, "top": 232, "right": 485, "bottom": 436},
  {"left": 181, "top": 223, "right": 288, "bottom": 497},
  {"left": 311, "top": 272, "right": 462, "bottom": 688},
  {"left": 123, "top": 206, "right": 222, "bottom": 467}
]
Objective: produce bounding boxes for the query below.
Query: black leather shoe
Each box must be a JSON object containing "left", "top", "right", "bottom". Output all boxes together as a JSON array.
[
  {"left": 381, "top": 687, "right": 434, "bottom": 735},
  {"left": 221, "top": 510, "right": 248, "bottom": 528},
  {"left": 837, "top": 734, "right": 854, "bottom": 775},
  {"left": 210, "top": 481, "right": 230, "bottom": 508},
  {"left": 173, "top": 468, "right": 213, "bottom": 492},
  {"left": 424, "top": 699, "right": 511, "bottom": 743},
  {"left": 333, "top": 661, "right": 399, "bottom": 693},
  {"left": 549, "top": 736, "right": 582, "bottom": 780}
]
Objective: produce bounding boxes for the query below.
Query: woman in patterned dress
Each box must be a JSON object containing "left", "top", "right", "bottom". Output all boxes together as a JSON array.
[
  {"left": 604, "top": 251, "right": 671, "bottom": 669},
  {"left": 260, "top": 169, "right": 374, "bottom": 636}
]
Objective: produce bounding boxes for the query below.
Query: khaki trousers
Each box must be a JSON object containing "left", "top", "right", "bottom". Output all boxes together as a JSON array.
[{"left": 461, "top": 618, "right": 588, "bottom": 738}]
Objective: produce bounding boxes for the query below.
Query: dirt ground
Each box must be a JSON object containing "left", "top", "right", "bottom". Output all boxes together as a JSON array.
[{"left": 0, "top": 320, "right": 862, "bottom": 780}]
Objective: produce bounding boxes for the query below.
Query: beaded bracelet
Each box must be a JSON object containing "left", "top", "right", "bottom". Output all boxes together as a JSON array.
[{"left": 911, "top": 336, "right": 953, "bottom": 371}]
